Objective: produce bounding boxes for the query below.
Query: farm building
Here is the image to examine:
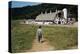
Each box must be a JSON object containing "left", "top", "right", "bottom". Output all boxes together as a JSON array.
[
  {"left": 35, "top": 8, "right": 67, "bottom": 25},
  {"left": 35, "top": 8, "right": 75, "bottom": 25},
  {"left": 23, "top": 8, "right": 76, "bottom": 25}
]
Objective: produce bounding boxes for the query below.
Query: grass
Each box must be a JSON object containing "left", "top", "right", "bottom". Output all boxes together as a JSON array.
[
  {"left": 43, "top": 26, "right": 78, "bottom": 50},
  {"left": 11, "top": 20, "right": 78, "bottom": 52},
  {"left": 11, "top": 20, "right": 37, "bottom": 52}
]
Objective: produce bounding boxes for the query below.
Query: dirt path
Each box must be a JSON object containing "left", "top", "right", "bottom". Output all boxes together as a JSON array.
[{"left": 29, "top": 38, "right": 54, "bottom": 52}]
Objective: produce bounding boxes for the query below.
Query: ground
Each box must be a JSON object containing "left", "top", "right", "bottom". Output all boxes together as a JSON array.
[
  {"left": 11, "top": 20, "right": 78, "bottom": 53},
  {"left": 29, "top": 38, "right": 54, "bottom": 52}
]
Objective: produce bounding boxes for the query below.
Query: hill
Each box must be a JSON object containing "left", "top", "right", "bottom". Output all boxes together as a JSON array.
[{"left": 9, "top": 1, "right": 78, "bottom": 21}]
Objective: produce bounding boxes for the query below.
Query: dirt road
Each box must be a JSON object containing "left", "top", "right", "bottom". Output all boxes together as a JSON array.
[{"left": 29, "top": 39, "right": 54, "bottom": 52}]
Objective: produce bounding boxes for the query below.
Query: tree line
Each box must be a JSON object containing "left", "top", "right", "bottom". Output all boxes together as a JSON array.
[{"left": 9, "top": 2, "right": 78, "bottom": 21}]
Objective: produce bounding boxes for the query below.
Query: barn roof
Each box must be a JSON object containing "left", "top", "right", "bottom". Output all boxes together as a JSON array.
[{"left": 35, "top": 11, "right": 61, "bottom": 21}]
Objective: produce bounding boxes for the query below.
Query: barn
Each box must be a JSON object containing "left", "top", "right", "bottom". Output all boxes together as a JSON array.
[
  {"left": 35, "top": 8, "right": 67, "bottom": 25},
  {"left": 23, "top": 8, "right": 75, "bottom": 25}
]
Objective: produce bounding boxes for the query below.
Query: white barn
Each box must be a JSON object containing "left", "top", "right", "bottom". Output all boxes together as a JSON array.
[
  {"left": 35, "top": 8, "right": 67, "bottom": 25},
  {"left": 22, "top": 8, "right": 75, "bottom": 25}
]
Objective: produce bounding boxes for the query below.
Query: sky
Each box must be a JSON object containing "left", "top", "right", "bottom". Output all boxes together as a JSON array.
[{"left": 11, "top": 1, "right": 41, "bottom": 8}]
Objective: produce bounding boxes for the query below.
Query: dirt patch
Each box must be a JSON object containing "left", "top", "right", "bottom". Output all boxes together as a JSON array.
[{"left": 29, "top": 39, "right": 54, "bottom": 52}]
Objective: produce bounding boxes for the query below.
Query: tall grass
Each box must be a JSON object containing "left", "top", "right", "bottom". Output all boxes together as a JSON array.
[
  {"left": 11, "top": 20, "right": 78, "bottom": 52},
  {"left": 43, "top": 26, "right": 78, "bottom": 50},
  {"left": 11, "top": 21, "right": 37, "bottom": 52}
]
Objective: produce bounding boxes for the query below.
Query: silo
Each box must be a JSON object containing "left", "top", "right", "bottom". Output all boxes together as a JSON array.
[{"left": 63, "top": 8, "right": 67, "bottom": 19}]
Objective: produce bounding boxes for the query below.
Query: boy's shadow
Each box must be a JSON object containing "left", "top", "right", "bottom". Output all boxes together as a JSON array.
[{"left": 41, "top": 40, "right": 46, "bottom": 43}]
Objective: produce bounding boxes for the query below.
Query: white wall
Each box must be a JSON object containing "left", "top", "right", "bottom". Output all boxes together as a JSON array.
[
  {"left": 35, "top": 22, "right": 43, "bottom": 25},
  {"left": 35, "top": 22, "right": 53, "bottom": 25}
]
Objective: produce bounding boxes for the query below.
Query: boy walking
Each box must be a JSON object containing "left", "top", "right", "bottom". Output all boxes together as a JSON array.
[{"left": 36, "top": 26, "right": 43, "bottom": 43}]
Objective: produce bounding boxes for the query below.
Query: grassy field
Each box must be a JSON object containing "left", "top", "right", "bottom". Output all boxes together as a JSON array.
[
  {"left": 11, "top": 21, "right": 37, "bottom": 52},
  {"left": 11, "top": 20, "right": 78, "bottom": 52},
  {"left": 43, "top": 26, "right": 78, "bottom": 50}
]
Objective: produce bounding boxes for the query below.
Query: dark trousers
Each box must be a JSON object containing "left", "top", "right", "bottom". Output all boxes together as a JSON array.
[{"left": 38, "top": 36, "right": 42, "bottom": 42}]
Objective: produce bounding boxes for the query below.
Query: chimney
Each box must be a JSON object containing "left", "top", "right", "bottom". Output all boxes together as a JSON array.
[
  {"left": 45, "top": 11, "right": 47, "bottom": 14},
  {"left": 50, "top": 10, "right": 52, "bottom": 14},
  {"left": 41, "top": 12, "right": 43, "bottom": 14}
]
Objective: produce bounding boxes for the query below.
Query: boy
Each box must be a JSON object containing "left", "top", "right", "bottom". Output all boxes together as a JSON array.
[{"left": 36, "top": 26, "right": 43, "bottom": 43}]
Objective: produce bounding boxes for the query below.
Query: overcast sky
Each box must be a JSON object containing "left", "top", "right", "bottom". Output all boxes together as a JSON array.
[{"left": 11, "top": 1, "right": 41, "bottom": 8}]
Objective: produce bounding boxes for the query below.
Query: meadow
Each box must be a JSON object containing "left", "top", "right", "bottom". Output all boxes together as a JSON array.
[
  {"left": 11, "top": 20, "right": 78, "bottom": 52},
  {"left": 11, "top": 21, "right": 37, "bottom": 52},
  {"left": 43, "top": 26, "right": 78, "bottom": 50}
]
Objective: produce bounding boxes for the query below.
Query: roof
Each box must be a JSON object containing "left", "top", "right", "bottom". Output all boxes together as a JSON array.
[{"left": 35, "top": 10, "right": 61, "bottom": 21}]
